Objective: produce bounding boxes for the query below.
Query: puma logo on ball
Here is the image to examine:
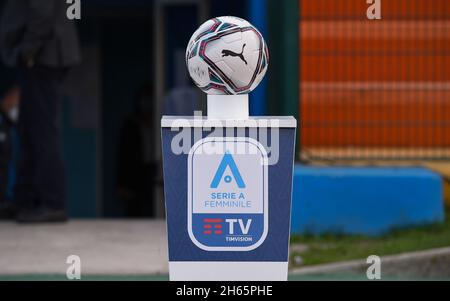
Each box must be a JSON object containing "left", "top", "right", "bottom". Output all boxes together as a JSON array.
[{"left": 222, "top": 44, "right": 248, "bottom": 65}]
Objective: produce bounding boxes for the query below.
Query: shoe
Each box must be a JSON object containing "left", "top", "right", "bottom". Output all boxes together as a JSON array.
[{"left": 16, "top": 208, "right": 68, "bottom": 223}]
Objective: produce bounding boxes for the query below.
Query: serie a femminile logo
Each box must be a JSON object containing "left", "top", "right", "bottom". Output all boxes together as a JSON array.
[{"left": 188, "top": 137, "right": 268, "bottom": 251}]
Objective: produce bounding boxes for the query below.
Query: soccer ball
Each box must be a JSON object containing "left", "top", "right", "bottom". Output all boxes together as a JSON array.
[{"left": 186, "top": 16, "right": 269, "bottom": 95}]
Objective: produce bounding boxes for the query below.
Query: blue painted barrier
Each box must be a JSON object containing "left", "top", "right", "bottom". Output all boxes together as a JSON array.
[{"left": 291, "top": 166, "right": 445, "bottom": 236}]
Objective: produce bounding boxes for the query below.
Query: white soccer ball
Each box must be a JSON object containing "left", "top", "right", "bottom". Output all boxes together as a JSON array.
[{"left": 186, "top": 16, "right": 269, "bottom": 95}]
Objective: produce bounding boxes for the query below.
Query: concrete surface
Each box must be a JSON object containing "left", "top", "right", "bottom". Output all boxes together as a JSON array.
[{"left": 0, "top": 220, "right": 168, "bottom": 275}]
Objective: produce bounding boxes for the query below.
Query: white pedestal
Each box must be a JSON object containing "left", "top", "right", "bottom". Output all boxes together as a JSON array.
[
  {"left": 207, "top": 94, "right": 249, "bottom": 119},
  {"left": 169, "top": 262, "right": 288, "bottom": 281}
]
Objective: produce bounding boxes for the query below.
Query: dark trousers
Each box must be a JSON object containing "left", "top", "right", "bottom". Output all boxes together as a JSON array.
[{"left": 15, "top": 67, "right": 66, "bottom": 210}]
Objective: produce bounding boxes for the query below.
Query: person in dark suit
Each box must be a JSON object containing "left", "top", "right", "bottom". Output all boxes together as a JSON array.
[{"left": 0, "top": 0, "right": 81, "bottom": 222}]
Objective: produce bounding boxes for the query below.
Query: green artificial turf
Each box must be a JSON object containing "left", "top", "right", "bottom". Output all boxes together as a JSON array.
[{"left": 290, "top": 210, "right": 450, "bottom": 266}]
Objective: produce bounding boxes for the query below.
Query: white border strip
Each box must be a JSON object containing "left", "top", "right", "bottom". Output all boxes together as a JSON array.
[
  {"left": 169, "top": 261, "right": 288, "bottom": 281},
  {"left": 161, "top": 116, "right": 297, "bottom": 128}
]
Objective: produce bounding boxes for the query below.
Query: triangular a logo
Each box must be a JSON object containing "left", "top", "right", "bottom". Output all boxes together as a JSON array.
[{"left": 210, "top": 152, "right": 245, "bottom": 188}]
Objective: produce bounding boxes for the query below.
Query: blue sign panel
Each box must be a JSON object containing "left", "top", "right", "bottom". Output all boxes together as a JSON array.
[{"left": 161, "top": 125, "right": 296, "bottom": 262}]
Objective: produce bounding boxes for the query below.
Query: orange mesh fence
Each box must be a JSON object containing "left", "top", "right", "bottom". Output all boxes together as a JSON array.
[{"left": 299, "top": 0, "right": 450, "bottom": 160}]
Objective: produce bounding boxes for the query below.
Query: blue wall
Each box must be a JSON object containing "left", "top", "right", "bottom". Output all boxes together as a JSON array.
[
  {"left": 100, "top": 16, "right": 153, "bottom": 217},
  {"left": 291, "top": 166, "right": 445, "bottom": 236},
  {"left": 248, "top": 0, "right": 268, "bottom": 115},
  {"left": 63, "top": 99, "right": 97, "bottom": 217}
]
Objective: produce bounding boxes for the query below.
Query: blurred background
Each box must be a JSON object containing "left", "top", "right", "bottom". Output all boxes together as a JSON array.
[
  {"left": 0, "top": 0, "right": 282, "bottom": 219},
  {"left": 0, "top": 0, "right": 449, "bottom": 280}
]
